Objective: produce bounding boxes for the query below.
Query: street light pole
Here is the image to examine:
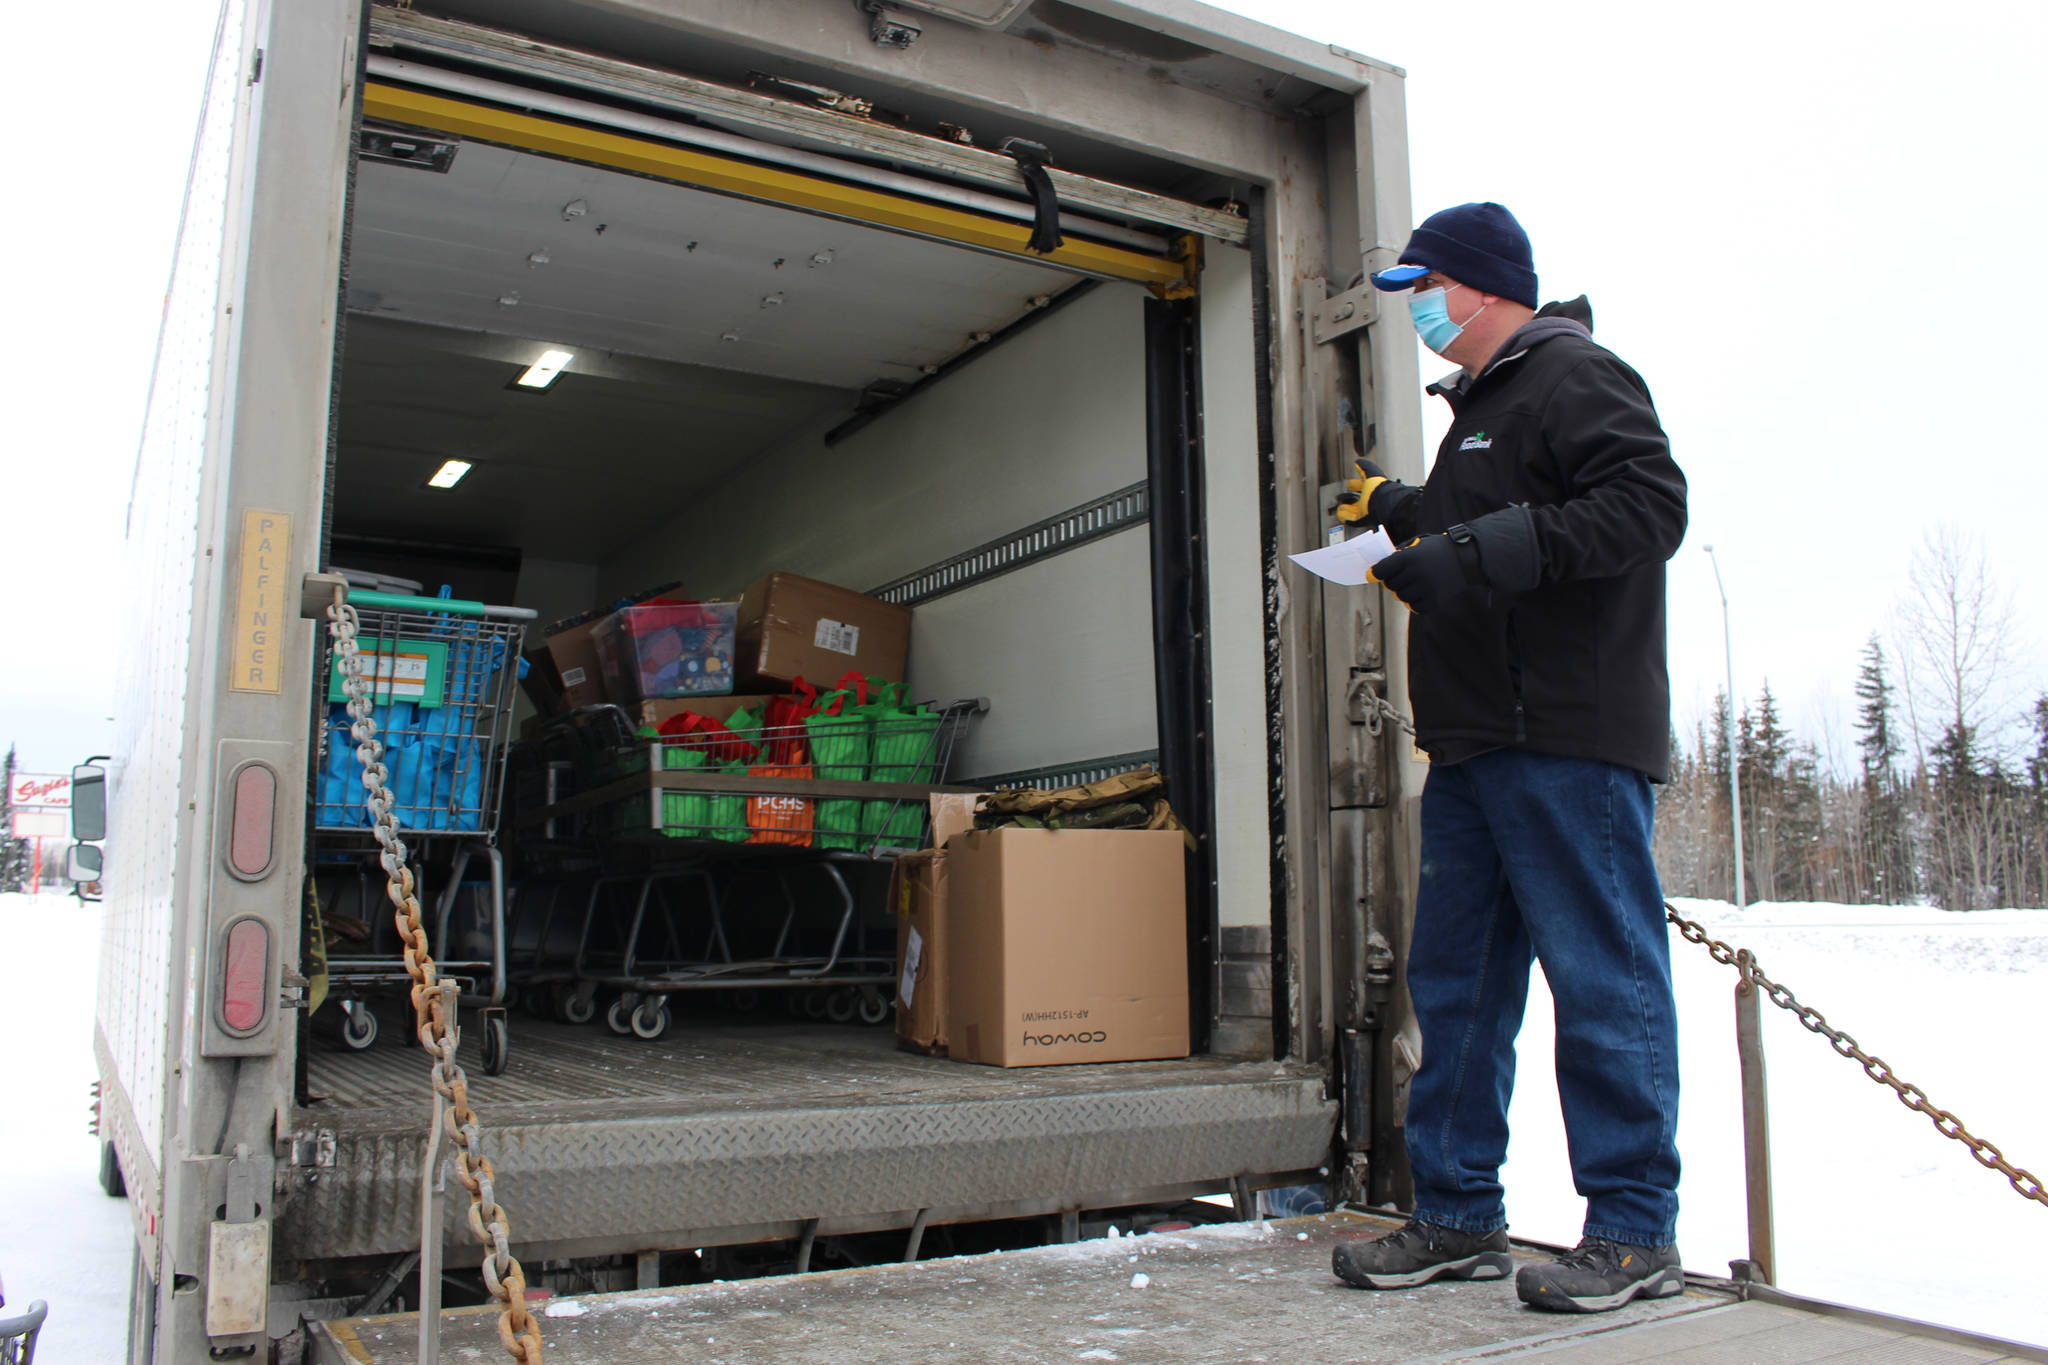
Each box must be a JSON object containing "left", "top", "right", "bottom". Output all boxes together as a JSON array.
[{"left": 1704, "top": 544, "right": 1746, "bottom": 907}]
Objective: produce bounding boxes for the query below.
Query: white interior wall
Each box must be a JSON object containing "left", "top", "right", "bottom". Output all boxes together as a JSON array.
[
  {"left": 602, "top": 283, "right": 1155, "bottom": 779},
  {"left": 1198, "top": 245, "right": 1272, "bottom": 930},
  {"left": 514, "top": 557, "right": 602, "bottom": 628}
]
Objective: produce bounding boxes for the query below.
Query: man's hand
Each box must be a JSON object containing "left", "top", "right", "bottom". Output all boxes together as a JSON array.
[
  {"left": 1370, "top": 531, "right": 1484, "bottom": 613},
  {"left": 1337, "top": 460, "right": 1396, "bottom": 525}
]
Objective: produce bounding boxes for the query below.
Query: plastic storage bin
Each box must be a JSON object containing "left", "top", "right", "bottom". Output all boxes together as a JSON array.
[{"left": 592, "top": 601, "right": 737, "bottom": 704}]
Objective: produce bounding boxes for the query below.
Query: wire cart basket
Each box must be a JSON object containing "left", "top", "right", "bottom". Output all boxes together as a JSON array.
[
  {"left": 308, "top": 591, "right": 533, "bottom": 1073},
  {"left": 509, "top": 697, "right": 983, "bottom": 1039}
]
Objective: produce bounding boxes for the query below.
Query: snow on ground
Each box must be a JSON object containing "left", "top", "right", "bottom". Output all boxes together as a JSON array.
[
  {"left": 0, "top": 893, "right": 133, "bottom": 1364},
  {"left": 4, "top": 892, "right": 2044, "bottom": 1357},
  {"left": 1504, "top": 898, "right": 2048, "bottom": 1348}
]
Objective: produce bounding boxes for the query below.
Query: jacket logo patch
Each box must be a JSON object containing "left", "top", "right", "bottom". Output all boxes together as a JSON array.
[{"left": 1459, "top": 431, "right": 1493, "bottom": 451}]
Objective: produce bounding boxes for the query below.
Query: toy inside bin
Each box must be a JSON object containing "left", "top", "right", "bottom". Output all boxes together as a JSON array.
[{"left": 592, "top": 600, "right": 738, "bottom": 703}]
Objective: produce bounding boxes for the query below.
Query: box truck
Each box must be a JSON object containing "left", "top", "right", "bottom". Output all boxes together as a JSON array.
[{"left": 83, "top": 3, "right": 2011, "bottom": 1362}]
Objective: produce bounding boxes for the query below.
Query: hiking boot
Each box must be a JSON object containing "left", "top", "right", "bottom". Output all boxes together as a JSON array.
[
  {"left": 1331, "top": 1218, "right": 1512, "bottom": 1290},
  {"left": 1516, "top": 1236, "right": 1684, "bottom": 1312}
]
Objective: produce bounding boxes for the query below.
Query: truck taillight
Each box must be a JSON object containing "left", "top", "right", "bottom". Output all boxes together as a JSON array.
[
  {"left": 221, "top": 918, "right": 270, "bottom": 1033},
  {"left": 227, "top": 761, "right": 277, "bottom": 880}
]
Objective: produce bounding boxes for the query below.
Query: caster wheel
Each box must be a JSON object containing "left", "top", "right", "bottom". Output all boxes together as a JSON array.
[
  {"left": 563, "top": 988, "right": 597, "bottom": 1026},
  {"left": 856, "top": 989, "right": 891, "bottom": 1026},
  {"left": 802, "top": 989, "right": 831, "bottom": 1020},
  {"left": 730, "top": 989, "right": 760, "bottom": 1014},
  {"left": 341, "top": 1002, "right": 378, "bottom": 1051},
  {"left": 481, "top": 1013, "right": 510, "bottom": 1076},
  {"left": 825, "top": 988, "right": 857, "bottom": 1024},
  {"left": 783, "top": 991, "right": 807, "bottom": 1018},
  {"left": 630, "top": 998, "right": 671, "bottom": 1040},
  {"left": 606, "top": 995, "right": 639, "bottom": 1036}
]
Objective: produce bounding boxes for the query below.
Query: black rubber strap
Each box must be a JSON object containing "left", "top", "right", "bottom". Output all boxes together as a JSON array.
[{"left": 1000, "top": 138, "right": 1065, "bottom": 255}]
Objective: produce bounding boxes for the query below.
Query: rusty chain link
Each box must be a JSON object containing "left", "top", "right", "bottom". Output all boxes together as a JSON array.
[
  {"left": 329, "top": 589, "right": 544, "bottom": 1363},
  {"left": 1665, "top": 903, "right": 2047, "bottom": 1210}
]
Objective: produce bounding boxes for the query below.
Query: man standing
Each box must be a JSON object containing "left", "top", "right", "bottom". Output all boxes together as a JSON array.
[{"left": 1327, "top": 203, "right": 1689, "bottom": 1313}]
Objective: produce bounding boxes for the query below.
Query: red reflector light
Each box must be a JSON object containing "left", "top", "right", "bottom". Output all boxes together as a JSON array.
[
  {"left": 229, "top": 763, "right": 276, "bottom": 879},
  {"left": 222, "top": 919, "right": 269, "bottom": 1033}
]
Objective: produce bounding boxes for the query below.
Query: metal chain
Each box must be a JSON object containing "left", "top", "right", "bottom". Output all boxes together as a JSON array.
[
  {"left": 328, "top": 591, "right": 544, "bottom": 1363},
  {"left": 1367, "top": 694, "right": 1417, "bottom": 739},
  {"left": 1665, "top": 903, "right": 2047, "bottom": 1210}
]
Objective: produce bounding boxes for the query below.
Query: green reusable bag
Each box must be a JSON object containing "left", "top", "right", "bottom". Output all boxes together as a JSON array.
[
  {"left": 861, "top": 681, "right": 944, "bottom": 851},
  {"left": 711, "top": 704, "right": 763, "bottom": 841},
  {"left": 657, "top": 709, "right": 755, "bottom": 841},
  {"left": 660, "top": 743, "right": 712, "bottom": 839},
  {"left": 804, "top": 674, "right": 873, "bottom": 851}
]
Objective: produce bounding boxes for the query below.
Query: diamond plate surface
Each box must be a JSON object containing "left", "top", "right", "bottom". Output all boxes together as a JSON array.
[{"left": 283, "top": 1021, "right": 1332, "bottom": 1263}]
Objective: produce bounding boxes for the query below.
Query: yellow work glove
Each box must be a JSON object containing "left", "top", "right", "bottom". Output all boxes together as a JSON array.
[{"left": 1336, "top": 460, "right": 1392, "bottom": 525}]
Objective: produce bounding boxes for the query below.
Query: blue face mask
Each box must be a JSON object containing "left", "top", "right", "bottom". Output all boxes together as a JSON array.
[{"left": 1409, "top": 285, "right": 1486, "bottom": 356}]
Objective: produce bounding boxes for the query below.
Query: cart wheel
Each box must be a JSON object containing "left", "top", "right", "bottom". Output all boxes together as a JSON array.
[
  {"left": 856, "top": 988, "right": 891, "bottom": 1026},
  {"left": 481, "top": 1014, "right": 510, "bottom": 1076},
  {"left": 563, "top": 987, "right": 598, "bottom": 1026},
  {"left": 546, "top": 983, "right": 572, "bottom": 1022},
  {"left": 630, "top": 997, "right": 671, "bottom": 1040},
  {"left": 606, "top": 994, "right": 639, "bottom": 1037},
  {"left": 782, "top": 991, "right": 807, "bottom": 1018},
  {"left": 341, "top": 1002, "right": 378, "bottom": 1051},
  {"left": 825, "top": 988, "right": 858, "bottom": 1024},
  {"left": 802, "top": 989, "right": 831, "bottom": 1020},
  {"left": 730, "top": 989, "right": 760, "bottom": 1014}
]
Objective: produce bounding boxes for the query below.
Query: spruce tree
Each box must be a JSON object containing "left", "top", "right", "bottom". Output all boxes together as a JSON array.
[{"left": 0, "top": 745, "right": 29, "bottom": 894}]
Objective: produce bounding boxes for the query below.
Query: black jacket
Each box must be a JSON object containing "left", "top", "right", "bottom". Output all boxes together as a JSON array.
[{"left": 1379, "top": 302, "right": 1687, "bottom": 781}]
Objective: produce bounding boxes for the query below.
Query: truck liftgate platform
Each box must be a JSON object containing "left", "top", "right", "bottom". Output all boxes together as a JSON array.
[
  {"left": 286, "top": 1018, "right": 1334, "bottom": 1268},
  {"left": 310, "top": 1211, "right": 2048, "bottom": 1364}
]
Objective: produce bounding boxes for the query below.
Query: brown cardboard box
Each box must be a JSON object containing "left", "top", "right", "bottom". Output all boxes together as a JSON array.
[
  {"left": 631, "top": 696, "right": 785, "bottom": 731},
  {"left": 944, "top": 827, "right": 1189, "bottom": 1067},
  {"left": 540, "top": 618, "right": 608, "bottom": 712},
  {"left": 735, "top": 573, "right": 912, "bottom": 691},
  {"left": 890, "top": 851, "right": 950, "bottom": 1055}
]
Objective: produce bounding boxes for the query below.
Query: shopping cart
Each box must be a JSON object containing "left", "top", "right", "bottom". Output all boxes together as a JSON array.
[
  {"left": 309, "top": 590, "right": 533, "bottom": 1074},
  {"left": 515, "top": 697, "right": 984, "bottom": 1038}
]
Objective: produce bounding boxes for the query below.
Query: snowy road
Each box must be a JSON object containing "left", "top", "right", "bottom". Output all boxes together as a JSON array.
[{"left": 3, "top": 892, "right": 2044, "bottom": 1359}]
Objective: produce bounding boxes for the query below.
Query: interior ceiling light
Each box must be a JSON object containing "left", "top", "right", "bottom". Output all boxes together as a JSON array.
[
  {"left": 515, "top": 348, "right": 574, "bottom": 390},
  {"left": 427, "top": 460, "right": 473, "bottom": 489}
]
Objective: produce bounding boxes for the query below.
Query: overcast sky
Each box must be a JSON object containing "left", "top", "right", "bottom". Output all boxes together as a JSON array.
[{"left": 2, "top": 0, "right": 2042, "bottom": 779}]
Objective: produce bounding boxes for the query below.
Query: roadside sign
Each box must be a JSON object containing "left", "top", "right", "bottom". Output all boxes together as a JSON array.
[
  {"left": 8, "top": 771, "right": 71, "bottom": 811},
  {"left": 11, "top": 810, "right": 70, "bottom": 839}
]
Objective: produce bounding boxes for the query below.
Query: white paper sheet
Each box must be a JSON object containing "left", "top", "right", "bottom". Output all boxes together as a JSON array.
[{"left": 1289, "top": 528, "right": 1395, "bottom": 586}]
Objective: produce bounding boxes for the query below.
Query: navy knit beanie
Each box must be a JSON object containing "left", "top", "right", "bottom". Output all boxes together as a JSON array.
[{"left": 1393, "top": 202, "right": 1538, "bottom": 308}]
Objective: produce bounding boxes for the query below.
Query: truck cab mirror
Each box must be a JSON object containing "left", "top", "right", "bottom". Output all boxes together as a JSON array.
[
  {"left": 71, "top": 762, "right": 107, "bottom": 842},
  {"left": 67, "top": 843, "right": 104, "bottom": 901}
]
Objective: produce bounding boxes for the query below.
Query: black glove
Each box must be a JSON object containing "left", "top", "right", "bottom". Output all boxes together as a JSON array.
[
  {"left": 1371, "top": 506, "right": 1542, "bottom": 613},
  {"left": 1370, "top": 532, "right": 1484, "bottom": 613}
]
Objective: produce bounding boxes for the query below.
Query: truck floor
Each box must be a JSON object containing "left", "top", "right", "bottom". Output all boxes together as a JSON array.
[
  {"left": 311, "top": 1211, "right": 2039, "bottom": 1364},
  {"left": 285, "top": 1016, "right": 1334, "bottom": 1266}
]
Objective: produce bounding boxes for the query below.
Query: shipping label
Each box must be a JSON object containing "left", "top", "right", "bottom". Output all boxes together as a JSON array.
[
  {"left": 899, "top": 926, "right": 923, "bottom": 1007},
  {"left": 814, "top": 618, "right": 861, "bottom": 656}
]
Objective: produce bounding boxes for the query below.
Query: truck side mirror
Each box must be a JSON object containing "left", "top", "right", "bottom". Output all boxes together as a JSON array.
[
  {"left": 67, "top": 843, "right": 103, "bottom": 901},
  {"left": 71, "top": 762, "right": 107, "bottom": 842}
]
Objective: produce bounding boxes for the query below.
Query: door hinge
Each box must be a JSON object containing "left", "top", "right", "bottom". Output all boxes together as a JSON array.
[{"left": 1312, "top": 282, "right": 1377, "bottom": 345}]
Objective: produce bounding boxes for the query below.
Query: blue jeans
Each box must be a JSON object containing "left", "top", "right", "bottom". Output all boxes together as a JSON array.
[{"left": 1404, "top": 749, "right": 1681, "bottom": 1247}]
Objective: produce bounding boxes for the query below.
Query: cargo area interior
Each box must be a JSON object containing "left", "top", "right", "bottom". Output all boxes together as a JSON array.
[{"left": 298, "top": 99, "right": 1271, "bottom": 1137}]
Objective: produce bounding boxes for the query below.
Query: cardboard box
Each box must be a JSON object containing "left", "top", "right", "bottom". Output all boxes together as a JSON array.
[
  {"left": 944, "top": 827, "right": 1189, "bottom": 1067},
  {"left": 540, "top": 618, "right": 609, "bottom": 712},
  {"left": 735, "top": 573, "right": 912, "bottom": 691},
  {"left": 592, "top": 601, "right": 738, "bottom": 705},
  {"left": 891, "top": 850, "right": 950, "bottom": 1055}
]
